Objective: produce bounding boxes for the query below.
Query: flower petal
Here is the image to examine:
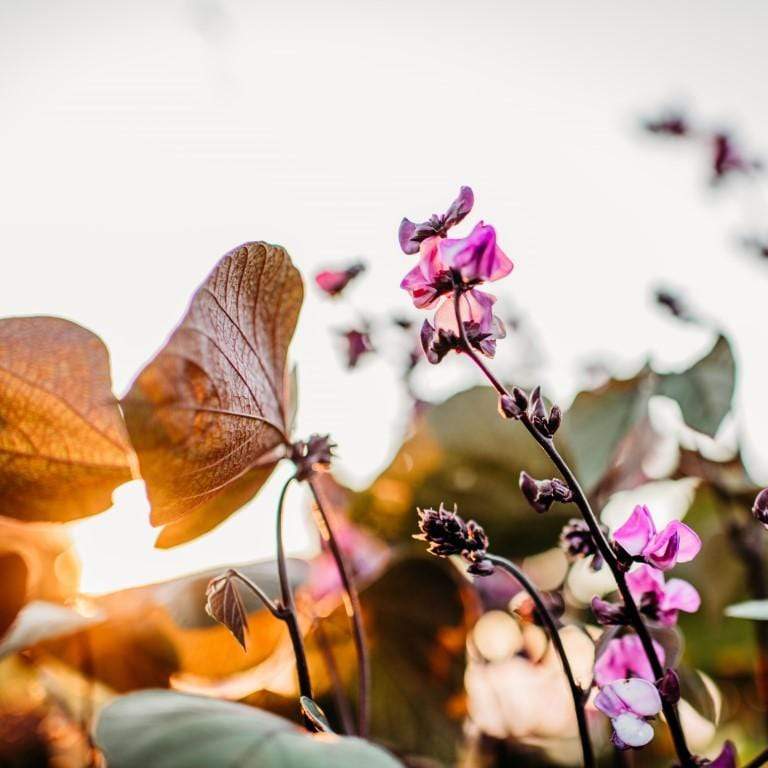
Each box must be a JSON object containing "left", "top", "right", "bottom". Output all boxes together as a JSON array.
[
  {"left": 610, "top": 678, "right": 662, "bottom": 717},
  {"left": 594, "top": 685, "right": 626, "bottom": 718},
  {"left": 661, "top": 520, "right": 701, "bottom": 563},
  {"left": 660, "top": 578, "right": 701, "bottom": 614},
  {"left": 626, "top": 564, "right": 665, "bottom": 600},
  {"left": 398, "top": 218, "right": 420, "bottom": 254},
  {"left": 614, "top": 505, "right": 655, "bottom": 557},
  {"left": 612, "top": 712, "right": 655, "bottom": 748},
  {"left": 443, "top": 186, "right": 474, "bottom": 229},
  {"left": 440, "top": 222, "right": 513, "bottom": 284}
]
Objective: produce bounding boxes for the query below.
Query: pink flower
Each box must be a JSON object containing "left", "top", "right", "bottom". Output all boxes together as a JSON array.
[
  {"left": 398, "top": 186, "right": 474, "bottom": 255},
  {"left": 613, "top": 505, "right": 701, "bottom": 571},
  {"left": 594, "top": 634, "right": 665, "bottom": 686},
  {"left": 439, "top": 221, "right": 513, "bottom": 284},
  {"left": 314, "top": 262, "right": 365, "bottom": 297},
  {"left": 626, "top": 564, "right": 700, "bottom": 627},
  {"left": 400, "top": 236, "right": 456, "bottom": 309},
  {"left": 595, "top": 678, "right": 662, "bottom": 750}
]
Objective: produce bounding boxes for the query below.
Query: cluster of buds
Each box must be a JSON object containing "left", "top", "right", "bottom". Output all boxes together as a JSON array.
[
  {"left": 519, "top": 471, "right": 572, "bottom": 513},
  {"left": 528, "top": 386, "right": 562, "bottom": 438},
  {"left": 559, "top": 518, "right": 605, "bottom": 571},
  {"left": 753, "top": 488, "right": 768, "bottom": 528},
  {"left": 498, "top": 386, "right": 529, "bottom": 420},
  {"left": 414, "top": 503, "right": 493, "bottom": 576},
  {"left": 290, "top": 434, "right": 336, "bottom": 481}
]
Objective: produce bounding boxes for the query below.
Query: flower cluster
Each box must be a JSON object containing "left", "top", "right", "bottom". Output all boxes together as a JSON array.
[
  {"left": 592, "top": 505, "right": 702, "bottom": 751},
  {"left": 398, "top": 187, "right": 512, "bottom": 364},
  {"left": 559, "top": 518, "right": 605, "bottom": 570},
  {"left": 414, "top": 503, "right": 493, "bottom": 576}
]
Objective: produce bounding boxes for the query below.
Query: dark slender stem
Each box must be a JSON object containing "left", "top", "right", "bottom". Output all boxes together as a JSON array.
[
  {"left": 308, "top": 477, "right": 370, "bottom": 738},
  {"left": 745, "top": 746, "right": 768, "bottom": 768},
  {"left": 487, "top": 553, "right": 595, "bottom": 768},
  {"left": 314, "top": 616, "right": 356, "bottom": 735},
  {"left": 226, "top": 568, "right": 284, "bottom": 619},
  {"left": 452, "top": 292, "right": 695, "bottom": 766},
  {"left": 275, "top": 475, "right": 314, "bottom": 702}
]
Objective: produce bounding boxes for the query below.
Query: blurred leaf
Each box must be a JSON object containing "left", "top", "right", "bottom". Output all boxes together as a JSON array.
[
  {"left": 0, "top": 316, "right": 134, "bottom": 522},
  {"left": 0, "top": 515, "right": 80, "bottom": 604},
  {"left": 123, "top": 242, "right": 303, "bottom": 544},
  {"left": 0, "top": 553, "right": 27, "bottom": 637},
  {"left": 305, "top": 555, "right": 474, "bottom": 764},
  {"left": 725, "top": 600, "right": 768, "bottom": 621},
  {"left": 205, "top": 572, "right": 250, "bottom": 651},
  {"left": 94, "top": 689, "right": 404, "bottom": 768},
  {"left": 657, "top": 335, "right": 735, "bottom": 437},
  {"left": 351, "top": 387, "right": 567, "bottom": 557},
  {"left": 562, "top": 368, "right": 654, "bottom": 496},
  {"left": 0, "top": 601, "right": 103, "bottom": 658}
]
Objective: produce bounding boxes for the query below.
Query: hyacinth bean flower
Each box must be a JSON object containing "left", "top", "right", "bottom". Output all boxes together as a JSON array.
[
  {"left": 613, "top": 504, "right": 701, "bottom": 571},
  {"left": 594, "top": 678, "right": 662, "bottom": 750},
  {"left": 314, "top": 262, "right": 365, "bottom": 297},
  {"left": 398, "top": 186, "right": 474, "bottom": 255},
  {"left": 593, "top": 634, "right": 665, "bottom": 686},
  {"left": 626, "top": 564, "right": 701, "bottom": 627}
]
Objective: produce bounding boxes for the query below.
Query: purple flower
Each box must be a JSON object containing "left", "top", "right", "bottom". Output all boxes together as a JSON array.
[
  {"left": 595, "top": 678, "right": 662, "bottom": 750},
  {"left": 613, "top": 505, "right": 701, "bottom": 571},
  {"left": 340, "top": 329, "right": 374, "bottom": 369},
  {"left": 314, "top": 262, "right": 365, "bottom": 297},
  {"left": 439, "top": 221, "right": 513, "bottom": 285},
  {"left": 626, "top": 564, "right": 700, "bottom": 627},
  {"left": 398, "top": 186, "right": 474, "bottom": 255},
  {"left": 712, "top": 132, "right": 761, "bottom": 182},
  {"left": 594, "top": 634, "right": 665, "bottom": 686},
  {"left": 700, "top": 741, "right": 738, "bottom": 768}
]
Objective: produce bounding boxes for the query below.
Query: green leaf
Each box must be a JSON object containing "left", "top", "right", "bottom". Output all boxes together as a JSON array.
[
  {"left": 656, "top": 334, "right": 735, "bottom": 437},
  {"left": 725, "top": 600, "right": 768, "bottom": 621},
  {"left": 94, "top": 690, "right": 404, "bottom": 768}
]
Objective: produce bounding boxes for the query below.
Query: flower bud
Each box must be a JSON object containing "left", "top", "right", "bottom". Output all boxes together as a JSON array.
[
  {"left": 511, "top": 386, "right": 529, "bottom": 411},
  {"left": 656, "top": 668, "right": 681, "bottom": 705},
  {"left": 519, "top": 473, "right": 573, "bottom": 513},
  {"left": 560, "top": 518, "right": 605, "bottom": 571},
  {"left": 547, "top": 405, "right": 562, "bottom": 435},
  {"left": 519, "top": 471, "right": 545, "bottom": 512},
  {"left": 591, "top": 596, "right": 627, "bottom": 626},
  {"left": 498, "top": 393, "right": 523, "bottom": 420},
  {"left": 753, "top": 488, "right": 768, "bottom": 527}
]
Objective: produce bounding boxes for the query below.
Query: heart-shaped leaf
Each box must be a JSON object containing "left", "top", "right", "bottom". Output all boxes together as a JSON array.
[
  {"left": 657, "top": 334, "right": 735, "bottom": 437},
  {"left": 123, "top": 242, "right": 303, "bottom": 545},
  {"left": 94, "top": 690, "right": 403, "bottom": 768},
  {"left": 0, "top": 317, "right": 134, "bottom": 521},
  {"left": 205, "top": 572, "right": 250, "bottom": 651}
]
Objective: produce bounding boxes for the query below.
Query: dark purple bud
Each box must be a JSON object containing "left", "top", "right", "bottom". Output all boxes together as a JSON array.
[
  {"left": 528, "top": 386, "right": 555, "bottom": 437},
  {"left": 753, "top": 488, "right": 768, "bottom": 526},
  {"left": 657, "top": 668, "right": 681, "bottom": 705},
  {"left": 290, "top": 434, "right": 336, "bottom": 481},
  {"left": 498, "top": 394, "right": 523, "bottom": 420},
  {"left": 591, "top": 596, "right": 628, "bottom": 626},
  {"left": 519, "top": 473, "right": 572, "bottom": 513},
  {"left": 519, "top": 471, "right": 545, "bottom": 512},
  {"left": 560, "top": 518, "right": 605, "bottom": 570},
  {"left": 414, "top": 503, "right": 492, "bottom": 575},
  {"left": 511, "top": 386, "right": 529, "bottom": 411},
  {"left": 547, "top": 405, "right": 562, "bottom": 435}
]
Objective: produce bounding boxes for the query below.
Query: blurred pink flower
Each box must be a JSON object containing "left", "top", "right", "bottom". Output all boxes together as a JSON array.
[
  {"left": 594, "top": 634, "right": 665, "bottom": 686},
  {"left": 626, "top": 564, "right": 700, "bottom": 627},
  {"left": 595, "top": 678, "right": 662, "bottom": 750},
  {"left": 613, "top": 505, "right": 701, "bottom": 571},
  {"left": 340, "top": 329, "right": 374, "bottom": 368},
  {"left": 314, "top": 262, "right": 365, "bottom": 297}
]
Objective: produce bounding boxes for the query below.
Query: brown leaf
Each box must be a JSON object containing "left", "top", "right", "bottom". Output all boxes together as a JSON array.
[
  {"left": 0, "top": 317, "right": 134, "bottom": 522},
  {"left": 205, "top": 572, "right": 249, "bottom": 651},
  {"left": 123, "top": 242, "right": 303, "bottom": 541}
]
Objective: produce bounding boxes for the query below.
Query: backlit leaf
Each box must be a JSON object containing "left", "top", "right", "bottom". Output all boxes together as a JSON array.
[
  {"left": 0, "top": 317, "right": 134, "bottom": 521},
  {"left": 94, "top": 690, "right": 404, "bottom": 768},
  {"left": 205, "top": 572, "right": 249, "bottom": 651},
  {"left": 123, "top": 242, "right": 303, "bottom": 543}
]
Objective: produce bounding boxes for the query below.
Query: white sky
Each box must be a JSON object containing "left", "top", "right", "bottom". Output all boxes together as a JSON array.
[{"left": 1, "top": 0, "right": 767, "bottom": 593}]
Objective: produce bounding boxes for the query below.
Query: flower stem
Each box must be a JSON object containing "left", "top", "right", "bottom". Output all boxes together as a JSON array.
[
  {"left": 308, "top": 477, "right": 371, "bottom": 738},
  {"left": 275, "top": 475, "right": 314, "bottom": 702},
  {"left": 486, "top": 553, "right": 595, "bottom": 768},
  {"left": 451, "top": 293, "right": 695, "bottom": 766},
  {"left": 226, "top": 568, "right": 284, "bottom": 619},
  {"left": 745, "top": 746, "right": 768, "bottom": 768}
]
